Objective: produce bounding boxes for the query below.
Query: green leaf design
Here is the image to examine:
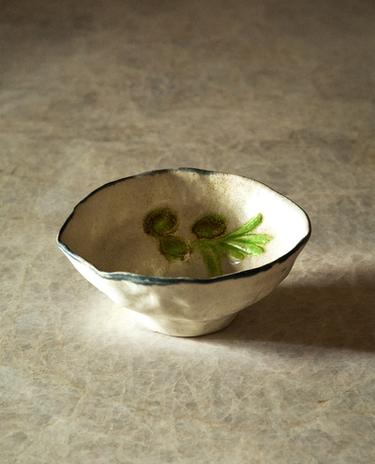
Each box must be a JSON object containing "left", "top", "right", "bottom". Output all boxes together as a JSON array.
[
  {"left": 195, "top": 241, "right": 223, "bottom": 276},
  {"left": 143, "top": 208, "right": 272, "bottom": 278},
  {"left": 219, "top": 242, "right": 247, "bottom": 260},
  {"left": 159, "top": 235, "right": 190, "bottom": 261},
  {"left": 242, "top": 233, "right": 272, "bottom": 245},
  {"left": 194, "top": 213, "right": 272, "bottom": 276},
  {"left": 225, "top": 240, "right": 264, "bottom": 256},
  {"left": 223, "top": 213, "right": 263, "bottom": 239}
]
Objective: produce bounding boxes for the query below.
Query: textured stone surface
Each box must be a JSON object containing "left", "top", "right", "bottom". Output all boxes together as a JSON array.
[{"left": 1, "top": 0, "right": 374, "bottom": 462}]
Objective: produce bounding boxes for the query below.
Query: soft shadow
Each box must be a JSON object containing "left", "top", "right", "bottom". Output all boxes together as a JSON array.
[{"left": 201, "top": 274, "right": 375, "bottom": 352}]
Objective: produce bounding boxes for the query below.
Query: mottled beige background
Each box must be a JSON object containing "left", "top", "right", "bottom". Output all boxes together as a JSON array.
[{"left": 1, "top": 1, "right": 375, "bottom": 463}]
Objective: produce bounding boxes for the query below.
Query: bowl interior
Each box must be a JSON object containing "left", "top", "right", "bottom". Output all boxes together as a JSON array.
[{"left": 59, "top": 169, "right": 310, "bottom": 279}]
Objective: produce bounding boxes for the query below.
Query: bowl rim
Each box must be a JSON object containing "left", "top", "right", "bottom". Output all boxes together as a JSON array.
[{"left": 57, "top": 167, "right": 311, "bottom": 286}]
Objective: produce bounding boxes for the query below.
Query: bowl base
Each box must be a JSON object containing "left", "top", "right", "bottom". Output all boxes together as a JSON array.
[{"left": 127, "top": 309, "right": 238, "bottom": 337}]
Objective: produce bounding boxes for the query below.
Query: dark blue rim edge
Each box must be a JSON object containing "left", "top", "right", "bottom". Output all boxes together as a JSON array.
[{"left": 57, "top": 167, "right": 312, "bottom": 286}]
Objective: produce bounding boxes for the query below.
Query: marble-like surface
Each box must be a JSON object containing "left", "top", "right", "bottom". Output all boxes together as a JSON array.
[{"left": 1, "top": 1, "right": 374, "bottom": 462}]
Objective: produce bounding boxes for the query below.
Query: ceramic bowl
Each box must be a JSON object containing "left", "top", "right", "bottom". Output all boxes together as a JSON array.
[{"left": 57, "top": 168, "right": 311, "bottom": 337}]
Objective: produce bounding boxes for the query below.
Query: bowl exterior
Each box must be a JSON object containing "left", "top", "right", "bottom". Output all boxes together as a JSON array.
[{"left": 62, "top": 245, "right": 305, "bottom": 337}]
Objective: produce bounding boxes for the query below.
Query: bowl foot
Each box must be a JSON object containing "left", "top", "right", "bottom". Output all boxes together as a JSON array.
[{"left": 127, "top": 310, "right": 238, "bottom": 337}]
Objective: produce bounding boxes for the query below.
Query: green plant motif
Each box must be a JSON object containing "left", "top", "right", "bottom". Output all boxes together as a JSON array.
[
  {"left": 143, "top": 208, "right": 272, "bottom": 276},
  {"left": 191, "top": 213, "right": 271, "bottom": 276}
]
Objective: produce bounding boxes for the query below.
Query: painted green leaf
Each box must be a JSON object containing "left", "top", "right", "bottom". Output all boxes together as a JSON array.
[
  {"left": 193, "top": 212, "right": 271, "bottom": 275},
  {"left": 159, "top": 235, "right": 190, "bottom": 261},
  {"left": 225, "top": 239, "right": 264, "bottom": 255},
  {"left": 143, "top": 208, "right": 178, "bottom": 237},
  {"left": 243, "top": 233, "right": 272, "bottom": 245},
  {"left": 219, "top": 242, "right": 247, "bottom": 261},
  {"left": 224, "top": 213, "right": 263, "bottom": 239},
  {"left": 192, "top": 214, "right": 227, "bottom": 239},
  {"left": 198, "top": 243, "right": 223, "bottom": 276}
]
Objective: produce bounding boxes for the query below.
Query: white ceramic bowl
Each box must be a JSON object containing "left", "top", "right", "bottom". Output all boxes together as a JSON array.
[{"left": 57, "top": 168, "right": 311, "bottom": 337}]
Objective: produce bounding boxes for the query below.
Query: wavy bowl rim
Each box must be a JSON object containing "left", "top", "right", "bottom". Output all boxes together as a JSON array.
[{"left": 57, "top": 167, "right": 312, "bottom": 286}]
